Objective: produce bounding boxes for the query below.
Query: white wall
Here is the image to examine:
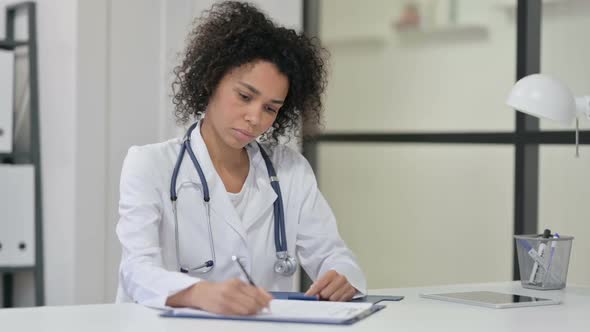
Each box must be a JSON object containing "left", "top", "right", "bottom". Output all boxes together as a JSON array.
[
  {"left": 0, "top": 0, "right": 78, "bottom": 306},
  {"left": 74, "top": 0, "right": 108, "bottom": 304},
  {"left": 103, "top": 0, "right": 169, "bottom": 303},
  {"left": 0, "top": 0, "right": 111, "bottom": 305},
  {"left": 1, "top": 0, "right": 303, "bottom": 306},
  {"left": 0, "top": 0, "right": 175, "bottom": 306},
  {"left": 36, "top": 0, "right": 79, "bottom": 306}
]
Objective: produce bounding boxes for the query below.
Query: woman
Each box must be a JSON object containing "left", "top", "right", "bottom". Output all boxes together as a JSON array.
[{"left": 115, "top": 1, "right": 366, "bottom": 315}]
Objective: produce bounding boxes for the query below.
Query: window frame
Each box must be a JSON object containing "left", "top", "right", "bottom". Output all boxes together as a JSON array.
[{"left": 302, "top": 0, "right": 590, "bottom": 284}]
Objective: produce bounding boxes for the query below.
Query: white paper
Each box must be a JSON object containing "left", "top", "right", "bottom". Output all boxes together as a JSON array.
[
  {"left": 169, "top": 299, "right": 374, "bottom": 323},
  {"left": 0, "top": 49, "right": 14, "bottom": 153}
]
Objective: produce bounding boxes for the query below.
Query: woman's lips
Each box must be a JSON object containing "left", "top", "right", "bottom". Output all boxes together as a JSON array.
[{"left": 233, "top": 128, "right": 255, "bottom": 141}]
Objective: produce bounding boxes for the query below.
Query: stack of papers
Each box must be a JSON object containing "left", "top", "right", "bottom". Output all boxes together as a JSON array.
[{"left": 162, "top": 299, "right": 384, "bottom": 325}]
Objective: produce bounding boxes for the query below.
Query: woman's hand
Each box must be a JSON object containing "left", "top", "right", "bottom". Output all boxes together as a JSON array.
[
  {"left": 304, "top": 270, "right": 357, "bottom": 301},
  {"left": 166, "top": 278, "right": 273, "bottom": 315}
]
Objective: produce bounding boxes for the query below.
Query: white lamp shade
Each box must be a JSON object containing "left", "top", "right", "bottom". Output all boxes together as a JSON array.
[{"left": 506, "top": 74, "right": 576, "bottom": 126}]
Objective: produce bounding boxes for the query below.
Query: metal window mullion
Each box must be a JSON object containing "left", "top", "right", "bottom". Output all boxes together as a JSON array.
[
  {"left": 300, "top": 0, "right": 320, "bottom": 293},
  {"left": 513, "top": 0, "right": 542, "bottom": 280}
]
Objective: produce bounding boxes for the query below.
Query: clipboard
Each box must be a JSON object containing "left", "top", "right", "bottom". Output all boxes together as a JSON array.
[{"left": 160, "top": 299, "right": 386, "bottom": 325}]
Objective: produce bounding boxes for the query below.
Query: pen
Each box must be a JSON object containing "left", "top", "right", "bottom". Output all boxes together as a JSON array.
[
  {"left": 529, "top": 229, "right": 551, "bottom": 284},
  {"left": 268, "top": 291, "right": 319, "bottom": 301},
  {"left": 232, "top": 256, "right": 272, "bottom": 313},
  {"left": 232, "top": 255, "right": 257, "bottom": 287},
  {"left": 543, "top": 233, "right": 560, "bottom": 285},
  {"left": 517, "top": 239, "right": 547, "bottom": 269},
  {"left": 287, "top": 293, "right": 319, "bottom": 301},
  {"left": 529, "top": 243, "right": 546, "bottom": 284}
]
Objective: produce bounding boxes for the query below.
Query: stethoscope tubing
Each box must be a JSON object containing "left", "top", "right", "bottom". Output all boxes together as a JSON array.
[{"left": 169, "top": 122, "right": 295, "bottom": 275}]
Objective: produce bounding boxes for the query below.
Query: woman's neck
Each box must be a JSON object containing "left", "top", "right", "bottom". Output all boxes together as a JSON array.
[{"left": 200, "top": 118, "right": 248, "bottom": 171}]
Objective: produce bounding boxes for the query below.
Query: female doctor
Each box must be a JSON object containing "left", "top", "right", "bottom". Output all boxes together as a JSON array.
[{"left": 115, "top": 1, "right": 366, "bottom": 315}]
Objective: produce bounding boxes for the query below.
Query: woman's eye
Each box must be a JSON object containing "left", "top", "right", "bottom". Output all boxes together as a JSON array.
[
  {"left": 265, "top": 106, "right": 277, "bottom": 113},
  {"left": 238, "top": 93, "right": 251, "bottom": 101}
]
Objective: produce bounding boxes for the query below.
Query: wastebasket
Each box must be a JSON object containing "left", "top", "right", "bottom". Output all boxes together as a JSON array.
[{"left": 514, "top": 233, "right": 574, "bottom": 290}]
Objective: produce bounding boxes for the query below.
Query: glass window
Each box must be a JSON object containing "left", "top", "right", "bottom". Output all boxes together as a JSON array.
[
  {"left": 540, "top": 1, "right": 590, "bottom": 131},
  {"left": 318, "top": 143, "right": 514, "bottom": 288},
  {"left": 539, "top": 145, "right": 590, "bottom": 285},
  {"left": 319, "top": 0, "right": 516, "bottom": 133}
]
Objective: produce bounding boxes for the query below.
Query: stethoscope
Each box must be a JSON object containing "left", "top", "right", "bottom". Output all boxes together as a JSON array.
[{"left": 170, "top": 122, "right": 297, "bottom": 276}]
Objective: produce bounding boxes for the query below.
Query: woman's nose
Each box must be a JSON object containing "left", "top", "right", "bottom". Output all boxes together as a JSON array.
[{"left": 244, "top": 105, "right": 262, "bottom": 126}]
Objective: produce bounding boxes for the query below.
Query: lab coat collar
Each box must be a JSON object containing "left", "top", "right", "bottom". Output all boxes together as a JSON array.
[
  {"left": 242, "top": 142, "right": 279, "bottom": 231},
  {"left": 177, "top": 121, "right": 278, "bottom": 240}
]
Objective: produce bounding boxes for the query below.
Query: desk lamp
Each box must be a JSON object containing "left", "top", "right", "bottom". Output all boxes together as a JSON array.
[{"left": 506, "top": 74, "right": 590, "bottom": 156}]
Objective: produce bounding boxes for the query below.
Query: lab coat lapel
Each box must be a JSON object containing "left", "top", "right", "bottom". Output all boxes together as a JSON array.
[
  {"left": 242, "top": 143, "right": 278, "bottom": 232},
  {"left": 208, "top": 178, "right": 249, "bottom": 245},
  {"left": 177, "top": 121, "right": 248, "bottom": 245}
]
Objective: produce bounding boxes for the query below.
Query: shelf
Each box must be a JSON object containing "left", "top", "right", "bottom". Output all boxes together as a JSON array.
[
  {"left": 1, "top": 1, "right": 43, "bottom": 307},
  {"left": 321, "top": 24, "right": 488, "bottom": 48},
  {"left": 396, "top": 24, "right": 489, "bottom": 44},
  {"left": 0, "top": 266, "right": 35, "bottom": 273},
  {"left": 321, "top": 34, "right": 388, "bottom": 48},
  {"left": 0, "top": 40, "right": 29, "bottom": 50},
  {"left": 0, "top": 152, "right": 33, "bottom": 162}
]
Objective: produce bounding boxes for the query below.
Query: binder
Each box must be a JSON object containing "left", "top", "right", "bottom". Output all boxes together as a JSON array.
[
  {"left": 160, "top": 299, "right": 385, "bottom": 325},
  {"left": 0, "top": 164, "right": 35, "bottom": 266},
  {"left": 0, "top": 49, "right": 14, "bottom": 153}
]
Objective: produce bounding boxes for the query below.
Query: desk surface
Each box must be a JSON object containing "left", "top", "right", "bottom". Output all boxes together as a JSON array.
[{"left": 1, "top": 281, "right": 588, "bottom": 331}]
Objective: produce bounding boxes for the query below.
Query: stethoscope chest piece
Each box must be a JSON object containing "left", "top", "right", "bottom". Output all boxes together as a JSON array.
[{"left": 274, "top": 251, "right": 297, "bottom": 276}]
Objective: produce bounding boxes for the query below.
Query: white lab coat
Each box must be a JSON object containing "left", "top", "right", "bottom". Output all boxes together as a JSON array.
[{"left": 115, "top": 122, "right": 366, "bottom": 308}]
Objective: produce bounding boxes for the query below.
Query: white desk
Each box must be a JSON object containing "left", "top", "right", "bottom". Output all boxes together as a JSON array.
[{"left": 1, "top": 282, "right": 588, "bottom": 331}]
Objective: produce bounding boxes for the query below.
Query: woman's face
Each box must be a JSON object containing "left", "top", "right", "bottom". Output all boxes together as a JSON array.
[{"left": 204, "top": 60, "right": 289, "bottom": 149}]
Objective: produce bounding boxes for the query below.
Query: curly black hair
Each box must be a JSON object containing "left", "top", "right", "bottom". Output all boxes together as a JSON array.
[{"left": 172, "top": 1, "right": 328, "bottom": 143}]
